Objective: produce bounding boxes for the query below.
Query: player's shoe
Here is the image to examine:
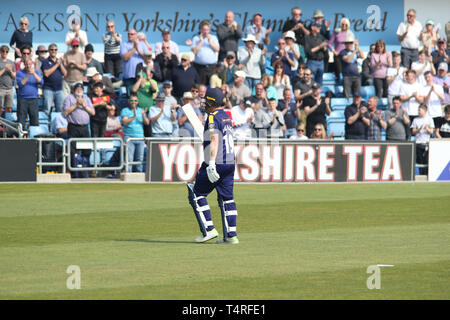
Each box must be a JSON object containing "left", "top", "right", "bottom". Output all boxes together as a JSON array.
[
  {"left": 194, "top": 228, "right": 219, "bottom": 243},
  {"left": 216, "top": 236, "right": 239, "bottom": 244}
]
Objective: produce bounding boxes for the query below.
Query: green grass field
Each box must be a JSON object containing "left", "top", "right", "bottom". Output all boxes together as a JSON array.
[{"left": 0, "top": 182, "right": 449, "bottom": 300}]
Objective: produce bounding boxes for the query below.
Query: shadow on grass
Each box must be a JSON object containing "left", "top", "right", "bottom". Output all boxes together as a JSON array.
[{"left": 115, "top": 238, "right": 216, "bottom": 245}]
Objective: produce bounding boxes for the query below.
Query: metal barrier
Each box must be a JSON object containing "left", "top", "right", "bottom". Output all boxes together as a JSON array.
[
  {"left": 123, "top": 137, "right": 149, "bottom": 173},
  {"left": 35, "top": 137, "right": 67, "bottom": 173},
  {"left": 67, "top": 137, "right": 124, "bottom": 172},
  {"left": 0, "top": 117, "right": 27, "bottom": 138}
]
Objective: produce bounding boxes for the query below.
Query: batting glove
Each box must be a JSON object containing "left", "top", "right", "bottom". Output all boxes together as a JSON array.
[{"left": 206, "top": 161, "right": 220, "bottom": 183}]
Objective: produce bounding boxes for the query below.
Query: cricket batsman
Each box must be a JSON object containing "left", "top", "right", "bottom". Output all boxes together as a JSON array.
[{"left": 187, "top": 88, "right": 239, "bottom": 244}]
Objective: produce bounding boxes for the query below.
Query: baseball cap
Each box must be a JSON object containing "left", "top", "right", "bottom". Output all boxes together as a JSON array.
[
  {"left": 438, "top": 62, "right": 448, "bottom": 72},
  {"left": 155, "top": 92, "right": 166, "bottom": 101},
  {"left": 234, "top": 70, "right": 246, "bottom": 79},
  {"left": 353, "top": 91, "right": 362, "bottom": 97},
  {"left": 84, "top": 44, "right": 94, "bottom": 53},
  {"left": 86, "top": 67, "right": 99, "bottom": 78},
  {"left": 425, "top": 19, "right": 435, "bottom": 26},
  {"left": 226, "top": 51, "right": 236, "bottom": 58},
  {"left": 72, "top": 82, "right": 83, "bottom": 91},
  {"left": 182, "top": 91, "right": 194, "bottom": 99},
  {"left": 311, "top": 83, "right": 321, "bottom": 90},
  {"left": 181, "top": 52, "right": 191, "bottom": 61},
  {"left": 205, "top": 88, "right": 225, "bottom": 106},
  {"left": 71, "top": 39, "right": 80, "bottom": 46},
  {"left": 144, "top": 50, "right": 154, "bottom": 58},
  {"left": 163, "top": 80, "right": 172, "bottom": 88},
  {"left": 438, "top": 38, "right": 446, "bottom": 44},
  {"left": 162, "top": 28, "right": 171, "bottom": 34},
  {"left": 311, "top": 21, "right": 321, "bottom": 28}
]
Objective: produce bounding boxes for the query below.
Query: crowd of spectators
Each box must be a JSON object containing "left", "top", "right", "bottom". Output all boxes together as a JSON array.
[{"left": 0, "top": 8, "right": 449, "bottom": 176}]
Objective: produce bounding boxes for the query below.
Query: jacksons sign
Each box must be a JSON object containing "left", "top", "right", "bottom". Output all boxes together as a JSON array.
[{"left": 146, "top": 140, "right": 415, "bottom": 183}]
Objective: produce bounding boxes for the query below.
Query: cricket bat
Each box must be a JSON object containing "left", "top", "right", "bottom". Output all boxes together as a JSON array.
[{"left": 182, "top": 103, "right": 204, "bottom": 141}]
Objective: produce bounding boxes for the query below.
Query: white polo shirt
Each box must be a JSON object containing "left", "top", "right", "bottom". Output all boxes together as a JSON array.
[
  {"left": 400, "top": 81, "right": 422, "bottom": 116},
  {"left": 396, "top": 21, "right": 423, "bottom": 49},
  {"left": 421, "top": 84, "right": 444, "bottom": 118},
  {"left": 231, "top": 105, "right": 254, "bottom": 138}
]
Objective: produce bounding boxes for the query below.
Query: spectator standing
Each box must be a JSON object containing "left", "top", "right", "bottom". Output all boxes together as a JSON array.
[
  {"left": 422, "top": 71, "right": 445, "bottom": 127},
  {"left": 246, "top": 13, "right": 272, "bottom": 49},
  {"left": 121, "top": 93, "right": 149, "bottom": 172},
  {"left": 15, "top": 45, "right": 32, "bottom": 72},
  {"left": 284, "top": 31, "right": 303, "bottom": 69},
  {"left": 329, "top": 17, "right": 354, "bottom": 81},
  {"left": 249, "top": 82, "right": 270, "bottom": 110},
  {"left": 421, "top": 20, "right": 438, "bottom": 56},
  {"left": 191, "top": 20, "right": 220, "bottom": 85},
  {"left": 386, "top": 51, "right": 407, "bottom": 107},
  {"left": 41, "top": 44, "right": 66, "bottom": 116},
  {"left": 435, "top": 104, "right": 450, "bottom": 138},
  {"left": 238, "top": 34, "right": 266, "bottom": 92},
  {"left": 162, "top": 80, "right": 179, "bottom": 133},
  {"left": 396, "top": 9, "right": 423, "bottom": 68},
  {"left": 260, "top": 74, "right": 278, "bottom": 101},
  {"left": 218, "top": 51, "right": 238, "bottom": 86},
  {"left": 411, "top": 50, "right": 435, "bottom": 86},
  {"left": 65, "top": 20, "right": 88, "bottom": 53},
  {"left": 131, "top": 65, "right": 159, "bottom": 113},
  {"left": 171, "top": 53, "right": 200, "bottom": 103},
  {"left": 304, "top": 22, "right": 328, "bottom": 85},
  {"left": 217, "top": 11, "right": 243, "bottom": 61},
  {"left": 431, "top": 39, "right": 450, "bottom": 71},
  {"left": 86, "top": 68, "right": 114, "bottom": 98},
  {"left": 433, "top": 63, "right": 450, "bottom": 104},
  {"left": 84, "top": 44, "right": 103, "bottom": 77},
  {"left": 270, "top": 38, "right": 296, "bottom": 79},
  {"left": 135, "top": 51, "right": 162, "bottom": 83},
  {"left": 250, "top": 97, "right": 271, "bottom": 138},
  {"left": 63, "top": 39, "right": 87, "bottom": 97},
  {"left": 411, "top": 104, "right": 434, "bottom": 174},
  {"left": 10, "top": 17, "right": 33, "bottom": 59},
  {"left": 34, "top": 45, "right": 48, "bottom": 71},
  {"left": 90, "top": 82, "right": 115, "bottom": 138},
  {"left": 385, "top": 96, "right": 410, "bottom": 141},
  {"left": 155, "top": 42, "right": 179, "bottom": 82},
  {"left": 366, "top": 96, "right": 387, "bottom": 140},
  {"left": 16, "top": 59, "right": 43, "bottom": 129},
  {"left": 230, "top": 70, "right": 251, "bottom": 106},
  {"left": 154, "top": 29, "right": 180, "bottom": 61},
  {"left": 371, "top": 40, "right": 392, "bottom": 98},
  {"left": 120, "top": 29, "right": 147, "bottom": 91},
  {"left": 310, "top": 10, "right": 331, "bottom": 72},
  {"left": 267, "top": 97, "right": 286, "bottom": 138},
  {"left": 400, "top": 69, "right": 423, "bottom": 122},
  {"left": 271, "top": 61, "right": 291, "bottom": 102},
  {"left": 340, "top": 34, "right": 364, "bottom": 99},
  {"left": 149, "top": 92, "right": 176, "bottom": 137},
  {"left": 344, "top": 92, "right": 370, "bottom": 140},
  {"left": 231, "top": 98, "right": 254, "bottom": 139},
  {"left": 103, "top": 20, "right": 122, "bottom": 78},
  {"left": 62, "top": 83, "right": 95, "bottom": 177},
  {"left": 361, "top": 44, "right": 376, "bottom": 86},
  {"left": 293, "top": 67, "right": 316, "bottom": 103},
  {"left": 277, "top": 88, "right": 300, "bottom": 138},
  {"left": 282, "top": 7, "right": 310, "bottom": 47},
  {"left": 302, "top": 83, "right": 331, "bottom": 137},
  {"left": 0, "top": 45, "right": 16, "bottom": 115}
]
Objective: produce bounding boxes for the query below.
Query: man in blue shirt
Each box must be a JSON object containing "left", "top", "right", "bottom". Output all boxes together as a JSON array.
[
  {"left": 340, "top": 34, "right": 364, "bottom": 99},
  {"left": 120, "top": 29, "right": 147, "bottom": 92},
  {"left": 16, "top": 59, "right": 43, "bottom": 129},
  {"left": 41, "top": 44, "right": 66, "bottom": 116},
  {"left": 149, "top": 92, "right": 176, "bottom": 137},
  {"left": 187, "top": 88, "right": 239, "bottom": 244}
]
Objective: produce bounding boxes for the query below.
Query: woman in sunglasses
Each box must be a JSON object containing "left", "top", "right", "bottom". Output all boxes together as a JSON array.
[{"left": 10, "top": 17, "right": 33, "bottom": 59}]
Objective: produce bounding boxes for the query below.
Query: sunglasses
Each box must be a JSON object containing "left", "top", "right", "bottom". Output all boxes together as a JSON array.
[
  {"left": 1, "top": 50, "right": 9, "bottom": 53},
  {"left": 129, "top": 99, "right": 138, "bottom": 102},
  {"left": 297, "top": 129, "right": 304, "bottom": 132},
  {"left": 22, "top": 52, "right": 31, "bottom": 55},
  {"left": 107, "top": 25, "right": 115, "bottom": 28},
  {"left": 20, "top": 23, "right": 28, "bottom": 26},
  {"left": 304, "top": 73, "right": 312, "bottom": 76},
  {"left": 49, "top": 48, "right": 58, "bottom": 51},
  {"left": 37, "top": 50, "right": 48, "bottom": 53},
  {"left": 72, "top": 45, "right": 79, "bottom": 48},
  {"left": 314, "top": 128, "right": 322, "bottom": 131},
  {"left": 191, "top": 90, "right": 199, "bottom": 93}
]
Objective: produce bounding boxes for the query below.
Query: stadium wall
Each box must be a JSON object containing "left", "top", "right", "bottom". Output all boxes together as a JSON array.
[{"left": 0, "top": 0, "right": 408, "bottom": 51}]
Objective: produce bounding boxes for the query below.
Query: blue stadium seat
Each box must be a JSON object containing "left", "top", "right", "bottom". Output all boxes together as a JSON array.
[
  {"left": 331, "top": 98, "right": 350, "bottom": 110},
  {"left": 322, "top": 84, "right": 335, "bottom": 95},
  {"left": 328, "top": 110, "right": 345, "bottom": 119},
  {"left": 4, "top": 112, "right": 17, "bottom": 122},
  {"left": 327, "top": 120, "right": 346, "bottom": 138},
  {"left": 360, "top": 85, "right": 376, "bottom": 99},
  {"left": 29, "top": 125, "right": 50, "bottom": 138},
  {"left": 335, "top": 85, "right": 344, "bottom": 97},
  {"left": 322, "top": 72, "right": 335, "bottom": 84},
  {"left": 39, "top": 111, "right": 49, "bottom": 124}
]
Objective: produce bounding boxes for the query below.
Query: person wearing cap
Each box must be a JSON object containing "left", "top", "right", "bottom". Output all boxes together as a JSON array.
[
  {"left": 155, "top": 41, "right": 179, "bottom": 82},
  {"left": 329, "top": 17, "right": 354, "bottom": 81},
  {"left": 231, "top": 97, "right": 254, "bottom": 139},
  {"left": 230, "top": 70, "right": 251, "bottom": 106},
  {"left": 305, "top": 21, "right": 329, "bottom": 85},
  {"left": 245, "top": 13, "right": 272, "bottom": 49},
  {"left": 16, "top": 58, "right": 43, "bottom": 130},
  {"left": 131, "top": 62, "right": 159, "bottom": 118},
  {"left": 86, "top": 67, "right": 114, "bottom": 98},
  {"left": 344, "top": 91, "right": 370, "bottom": 140},
  {"left": 396, "top": 9, "right": 423, "bottom": 68},
  {"left": 339, "top": 34, "right": 364, "bottom": 99},
  {"left": 176, "top": 91, "right": 203, "bottom": 137},
  {"left": 284, "top": 31, "right": 304, "bottom": 69},
  {"left": 433, "top": 62, "right": 450, "bottom": 104},
  {"left": 149, "top": 91, "right": 175, "bottom": 137},
  {"left": 218, "top": 51, "right": 239, "bottom": 86},
  {"left": 121, "top": 92, "right": 150, "bottom": 172},
  {"left": 162, "top": 80, "right": 179, "bottom": 122},
  {"left": 65, "top": 20, "right": 88, "bottom": 52},
  {"left": 431, "top": 38, "right": 450, "bottom": 71},
  {"left": 90, "top": 82, "right": 115, "bottom": 138},
  {"left": 83, "top": 44, "right": 103, "bottom": 79},
  {"left": 154, "top": 29, "right": 180, "bottom": 60},
  {"left": 41, "top": 43, "right": 66, "bottom": 116},
  {"left": 302, "top": 83, "right": 331, "bottom": 137},
  {"left": 171, "top": 53, "right": 200, "bottom": 102},
  {"left": 62, "top": 39, "right": 87, "bottom": 97},
  {"left": 62, "top": 82, "right": 95, "bottom": 176},
  {"left": 309, "top": 10, "right": 331, "bottom": 72},
  {"left": 120, "top": 29, "right": 147, "bottom": 92},
  {"left": 238, "top": 34, "right": 266, "bottom": 92},
  {"left": 187, "top": 87, "right": 239, "bottom": 244},
  {"left": 422, "top": 20, "right": 439, "bottom": 56},
  {"left": 191, "top": 20, "right": 220, "bottom": 85},
  {"left": 217, "top": 11, "right": 243, "bottom": 61},
  {"left": 282, "top": 7, "right": 310, "bottom": 47},
  {"left": 103, "top": 20, "right": 122, "bottom": 78},
  {"left": 135, "top": 50, "right": 162, "bottom": 83}
]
